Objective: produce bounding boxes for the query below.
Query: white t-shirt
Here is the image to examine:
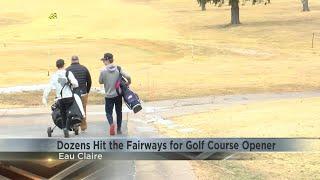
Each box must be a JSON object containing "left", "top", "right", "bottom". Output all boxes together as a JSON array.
[{"left": 43, "top": 69, "right": 79, "bottom": 101}]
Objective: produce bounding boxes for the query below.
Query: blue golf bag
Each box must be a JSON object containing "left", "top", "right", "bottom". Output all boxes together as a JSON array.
[{"left": 116, "top": 66, "right": 142, "bottom": 113}]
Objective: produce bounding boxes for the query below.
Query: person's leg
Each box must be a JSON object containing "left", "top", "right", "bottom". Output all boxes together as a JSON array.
[
  {"left": 105, "top": 97, "right": 115, "bottom": 135},
  {"left": 60, "top": 97, "right": 74, "bottom": 137},
  {"left": 115, "top": 95, "right": 123, "bottom": 134},
  {"left": 59, "top": 98, "right": 72, "bottom": 138},
  {"left": 59, "top": 99, "right": 67, "bottom": 130},
  {"left": 63, "top": 97, "right": 74, "bottom": 132},
  {"left": 105, "top": 97, "right": 114, "bottom": 125},
  {"left": 80, "top": 94, "right": 88, "bottom": 131}
]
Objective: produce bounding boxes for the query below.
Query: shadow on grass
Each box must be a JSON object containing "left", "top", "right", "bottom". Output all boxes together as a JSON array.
[{"left": 200, "top": 17, "right": 319, "bottom": 29}]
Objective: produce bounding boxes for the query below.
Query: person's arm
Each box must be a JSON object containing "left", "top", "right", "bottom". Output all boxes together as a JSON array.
[
  {"left": 120, "top": 69, "right": 131, "bottom": 85},
  {"left": 42, "top": 75, "right": 54, "bottom": 105},
  {"left": 68, "top": 71, "right": 79, "bottom": 88},
  {"left": 99, "top": 70, "right": 104, "bottom": 84},
  {"left": 86, "top": 67, "right": 92, "bottom": 93}
]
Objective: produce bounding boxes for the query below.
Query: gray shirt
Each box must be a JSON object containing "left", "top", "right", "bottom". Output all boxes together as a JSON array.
[{"left": 99, "top": 64, "right": 131, "bottom": 98}]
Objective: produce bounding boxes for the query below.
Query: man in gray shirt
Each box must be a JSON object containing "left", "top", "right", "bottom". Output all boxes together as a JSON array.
[{"left": 99, "top": 53, "right": 131, "bottom": 135}]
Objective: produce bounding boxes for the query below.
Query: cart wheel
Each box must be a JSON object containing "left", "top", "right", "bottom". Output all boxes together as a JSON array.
[{"left": 47, "top": 127, "right": 52, "bottom": 137}]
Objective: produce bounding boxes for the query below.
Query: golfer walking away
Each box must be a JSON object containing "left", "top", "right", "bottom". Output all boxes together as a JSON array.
[
  {"left": 99, "top": 53, "right": 131, "bottom": 135},
  {"left": 42, "top": 59, "right": 79, "bottom": 137},
  {"left": 66, "top": 56, "right": 92, "bottom": 131}
]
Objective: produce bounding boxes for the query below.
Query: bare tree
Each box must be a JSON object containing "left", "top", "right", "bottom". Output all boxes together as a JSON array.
[
  {"left": 230, "top": 0, "right": 240, "bottom": 24},
  {"left": 301, "top": 0, "right": 310, "bottom": 11},
  {"left": 208, "top": 0, "right": 270, "bottom": 25},
  {"left": 197, "top": 0, "right": 211, "bottom": 11}
]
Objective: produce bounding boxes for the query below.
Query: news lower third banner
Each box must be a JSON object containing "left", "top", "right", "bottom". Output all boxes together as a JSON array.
[{"left": 0, "top": 138, "right": 319, "bottom": 160}]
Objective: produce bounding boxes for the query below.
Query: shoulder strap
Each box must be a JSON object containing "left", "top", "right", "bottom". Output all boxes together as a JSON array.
[
  {"left": 60, "top": 70, "right": 74, "bottom": 98},
  {"left": 66, "top": 70, "right": 71, "bottom": 85},
  {"left": 117, "top": 66, "right": 122, "bottom": 76},
  {"left": 116, "top": 66, "right": 123, "bottom": 96}
]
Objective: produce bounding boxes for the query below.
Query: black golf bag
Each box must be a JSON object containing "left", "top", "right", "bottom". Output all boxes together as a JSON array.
[
  {"left": 51, "top": 97, "right": 83, "bottom": 130},
  {"left": 116, "top": 66, "right": 142, "bottom": 113}
]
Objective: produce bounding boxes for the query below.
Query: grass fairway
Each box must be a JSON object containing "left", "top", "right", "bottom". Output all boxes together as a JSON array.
[
  {"left": 1, "top": 0, "right": 320, "bottom": 102},
  {"left": 156, "top": 97, "right": 320, "bottom": 179}
]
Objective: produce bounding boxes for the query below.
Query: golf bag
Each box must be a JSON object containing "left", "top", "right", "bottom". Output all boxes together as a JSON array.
[
  {"left": 51, "top": 94, "right": 84, "bottom": 130},
  {"left": 51, "top": 71, "right": 85, "bottom": 131},
  {"left": 116, "top": 66, "right": 142, "bottom": 113}
]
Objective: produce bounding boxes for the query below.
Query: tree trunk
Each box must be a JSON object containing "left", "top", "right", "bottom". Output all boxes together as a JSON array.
[
  {"left": 301, "top": 0, "right": 310, "bottom": 11},
  {"left": 230, "top": 0, "right": 240, "bottom": 24},
  {"left": 201, "top": 1, "right": 206, "bottom": 11}
]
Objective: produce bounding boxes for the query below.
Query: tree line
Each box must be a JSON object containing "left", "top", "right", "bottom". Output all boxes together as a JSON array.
[{"left": 197, "top": 0, "right": 310, "bottom": 25}]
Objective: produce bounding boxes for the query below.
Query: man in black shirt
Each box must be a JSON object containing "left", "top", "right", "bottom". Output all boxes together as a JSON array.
[{"left": 67, "top": 56, "right": 92, "bottom": 131}]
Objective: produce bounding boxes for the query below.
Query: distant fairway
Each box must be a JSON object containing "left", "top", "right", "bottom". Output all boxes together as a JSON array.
[{"left": 1, "top": 0, "right": 320, "bottom": 101}]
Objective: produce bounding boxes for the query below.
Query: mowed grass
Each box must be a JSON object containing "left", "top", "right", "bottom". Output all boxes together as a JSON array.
[
  {"left": 1, "top": 0, "right": 320, "bottom": 104},
  {"left": 159, "top": 97, "right": 320, "bottom": 137},
  {"left": 156, "top": 97, "right": 320, "bottom": 179}
]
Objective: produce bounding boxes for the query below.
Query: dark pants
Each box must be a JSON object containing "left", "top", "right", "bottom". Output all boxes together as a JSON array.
[
  {"left": 58, "top": 97, "right": 74, "bottom": 130},
  {"left": 105, "top": 96, "right": 122, "bottom": 130}
]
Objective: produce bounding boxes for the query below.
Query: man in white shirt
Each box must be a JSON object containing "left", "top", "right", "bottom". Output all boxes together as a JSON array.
[{"left": 42, "top": 59, "right": 79, "bottom": 137}]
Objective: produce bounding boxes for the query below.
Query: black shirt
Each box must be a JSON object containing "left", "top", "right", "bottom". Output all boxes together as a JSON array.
[{"left": 66, "top": 63, "right": 92, "bottom": 95}]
